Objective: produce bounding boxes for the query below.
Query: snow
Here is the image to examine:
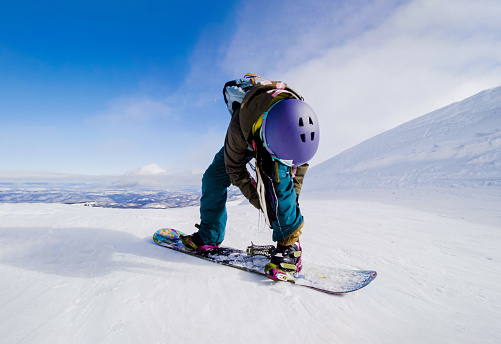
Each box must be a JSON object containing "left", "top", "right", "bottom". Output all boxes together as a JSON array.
[
  {"left": 0, "top": 194, "right": 499, "bottom": 343},
  {"left": 1, "top": 85, "right": 501, "bottom": 343}
]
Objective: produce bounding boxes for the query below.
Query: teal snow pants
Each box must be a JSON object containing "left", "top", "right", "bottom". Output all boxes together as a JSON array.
[{"left": 197, "top": 147, "right": 303, "bottom": 245}]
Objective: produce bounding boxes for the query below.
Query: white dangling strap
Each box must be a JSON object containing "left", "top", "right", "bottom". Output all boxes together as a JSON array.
[{"left": 255, "top": 164, "right": 271, "bottom": 228}]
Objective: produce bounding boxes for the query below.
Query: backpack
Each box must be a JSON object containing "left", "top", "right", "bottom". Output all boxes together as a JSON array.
[{"left": 222, "top": 73, "right": 266, "bottom": 116}]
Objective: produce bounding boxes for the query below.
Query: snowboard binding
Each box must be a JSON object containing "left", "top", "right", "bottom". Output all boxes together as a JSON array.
[
  {"left": 246, "top": 243, "right": 276, "bottom": 258},
  {"left": 264, "top": 263, "right": 296, "bottom": 282}
]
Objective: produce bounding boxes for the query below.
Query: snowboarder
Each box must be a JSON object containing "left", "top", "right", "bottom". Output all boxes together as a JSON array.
[{"left": 181, "top": 74, "right": 319, "bottom": 279}]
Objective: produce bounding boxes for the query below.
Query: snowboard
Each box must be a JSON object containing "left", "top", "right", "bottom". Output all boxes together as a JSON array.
[{"left": 152, "top": 228, "right": 377, "bottom": 295}]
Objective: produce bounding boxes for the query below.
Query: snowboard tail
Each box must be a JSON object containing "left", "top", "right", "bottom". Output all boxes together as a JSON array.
[{"left": 153, "top": 228, "right": 377, "bottom": 294}]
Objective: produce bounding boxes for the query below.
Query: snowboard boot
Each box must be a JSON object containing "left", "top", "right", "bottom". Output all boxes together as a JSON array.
[
  {"left": 180, "top": 231, "right": 219, "bottom": 252},
  {"left": 264, "top": 240, "right": 302, "bottom": 281}
]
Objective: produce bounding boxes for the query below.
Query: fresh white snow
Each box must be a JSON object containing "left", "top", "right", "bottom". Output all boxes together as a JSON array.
[
  {"left": 1, "top": 85, "right": 501, "bottom": 343},
  {"left": 0, "top": 192, "right": 499, "bottom": 343}
]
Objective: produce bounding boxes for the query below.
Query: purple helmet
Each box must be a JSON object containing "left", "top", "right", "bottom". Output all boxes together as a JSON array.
[{"left": 262, "top": 99, "right": 319, "bottom": 166}]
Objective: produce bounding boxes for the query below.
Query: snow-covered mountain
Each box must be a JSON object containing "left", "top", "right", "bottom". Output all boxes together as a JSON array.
[{"left": 306, "top": 85, "right": 501, "bottom": 191}]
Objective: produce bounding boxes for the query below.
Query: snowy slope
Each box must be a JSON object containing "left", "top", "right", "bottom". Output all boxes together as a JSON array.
[
  {"left": 306, "top": 85, "right": 501, "bottom": 190},
  {"left": 0, "top": 196, "right": 500, "bottom": 344}
]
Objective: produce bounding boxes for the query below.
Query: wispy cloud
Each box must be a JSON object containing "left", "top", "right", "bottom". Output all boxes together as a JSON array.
[
  {"left": 215, "top": 0, "right": 501, "bottom": 165},
  {"left": 221, "top": 0, "right": 408, "bottom": 76},
  {"left": 76, "top": 91, "right": 229, "bottom": 174},
  {"left": 286, "top": 0, "right": 501, "bottom": 164},
  {"left": 91, "top": 96, "right": 173, "bottom": 123}
]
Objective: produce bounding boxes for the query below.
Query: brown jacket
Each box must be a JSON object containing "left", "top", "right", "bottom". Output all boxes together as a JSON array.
[{"left": 224, "top": 80, "right": 309, "bottom": 209}]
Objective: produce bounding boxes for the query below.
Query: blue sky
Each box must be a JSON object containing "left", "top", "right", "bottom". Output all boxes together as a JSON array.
[{"left": 1, "top": 0, "right": 501, "bottom": 175}]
